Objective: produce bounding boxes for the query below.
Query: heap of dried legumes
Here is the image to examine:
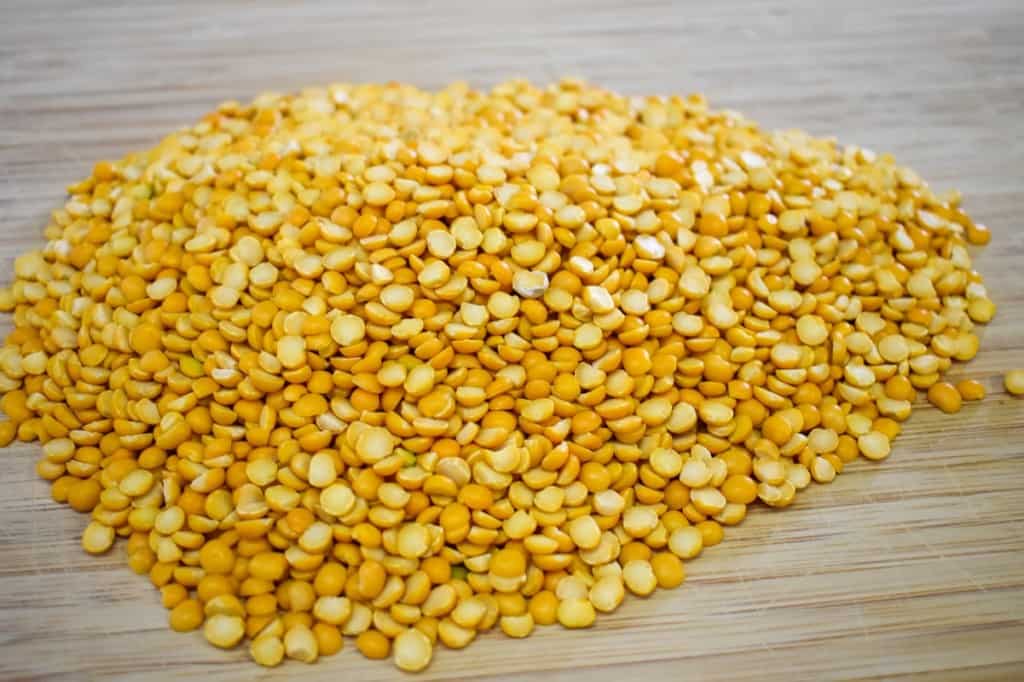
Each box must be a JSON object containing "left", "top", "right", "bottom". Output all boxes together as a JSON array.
[{"left": 0, "top": 79, "right": 999, "bottom": 671}]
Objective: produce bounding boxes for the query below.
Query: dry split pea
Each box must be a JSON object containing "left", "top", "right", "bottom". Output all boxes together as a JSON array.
[{"left": 0, "top": 79, "right": 1000, "bottom": 672}]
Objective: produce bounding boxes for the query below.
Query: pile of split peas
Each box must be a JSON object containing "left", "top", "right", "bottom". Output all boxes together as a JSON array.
[{"left": 0, "top": 79, "right": 1018, "bottom": 672}]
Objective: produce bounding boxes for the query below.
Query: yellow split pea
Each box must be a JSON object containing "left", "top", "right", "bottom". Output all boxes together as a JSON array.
[{"left": 0, "top": 78, "right": 998, "bottom": 673}]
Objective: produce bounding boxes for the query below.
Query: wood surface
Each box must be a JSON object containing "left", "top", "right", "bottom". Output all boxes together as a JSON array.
[{"left": 1, "top": 1, "right": 1023, "bottom": 680}]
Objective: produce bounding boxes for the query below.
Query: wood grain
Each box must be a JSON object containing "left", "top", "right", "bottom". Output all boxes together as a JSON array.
[{"left": 1, "top": 1, "right": 1023, "bottom": 680}]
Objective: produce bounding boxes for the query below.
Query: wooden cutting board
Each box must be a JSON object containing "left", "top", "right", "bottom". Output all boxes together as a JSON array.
[{"left": 1, "top": 1, "right": 1022, "bottom": 680}]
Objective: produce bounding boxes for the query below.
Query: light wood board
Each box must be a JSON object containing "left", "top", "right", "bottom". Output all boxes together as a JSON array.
[{"left": 1, "top": 1, "right": 1022, "bottom": 680}]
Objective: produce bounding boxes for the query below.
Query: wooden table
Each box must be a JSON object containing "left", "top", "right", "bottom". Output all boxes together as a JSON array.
[{"left": 1, "top": 1, "right": 1022, "bottom": 680}]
